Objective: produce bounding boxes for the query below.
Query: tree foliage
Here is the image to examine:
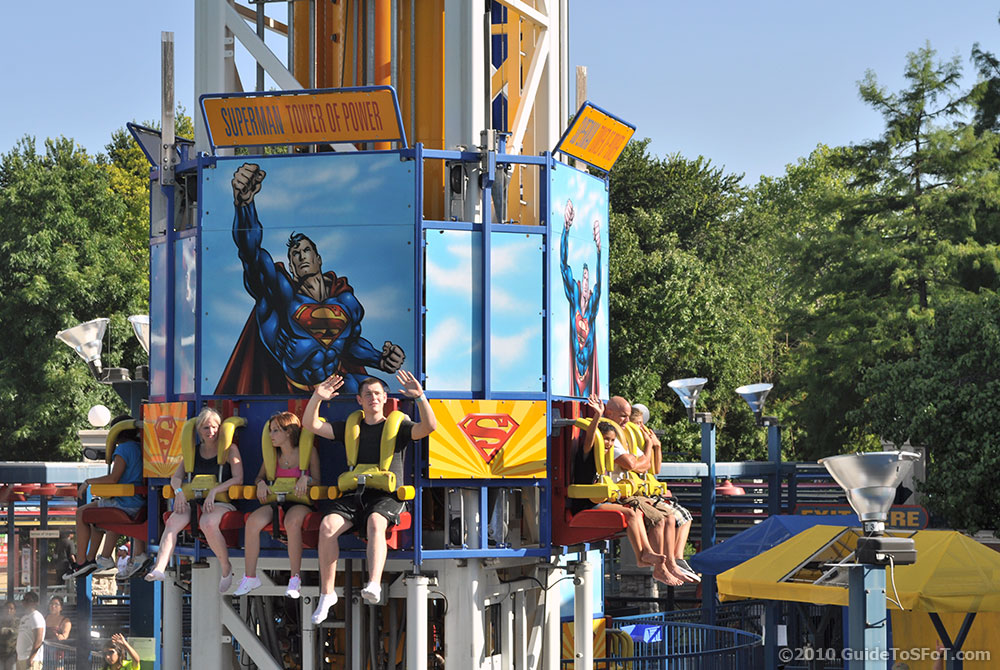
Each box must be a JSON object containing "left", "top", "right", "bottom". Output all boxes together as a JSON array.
[
  {"left": 0, "top": 137, "right": 148, "bottom": 458},
  {"left": 773, "top": 45, "right": 1000, "bottom": 459},
  {"left": 0, "top": 113, "right": 193, "bottom": 459},
  {"left": 857, "top": 292, "right": 1000, "bottom": 532},
  {"left": 608, "top": 140, "right": 782, "bottom": 460}
]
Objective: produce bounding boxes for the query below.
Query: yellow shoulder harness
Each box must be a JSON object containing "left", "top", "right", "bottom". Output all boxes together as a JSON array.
[{"left": 337, "top": 410, "right": 409, "bottom": 497}]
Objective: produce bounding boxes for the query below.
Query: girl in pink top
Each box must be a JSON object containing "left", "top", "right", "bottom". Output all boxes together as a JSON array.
[{"left": 235, "top": 412, "right": 321, "bottom": 598}]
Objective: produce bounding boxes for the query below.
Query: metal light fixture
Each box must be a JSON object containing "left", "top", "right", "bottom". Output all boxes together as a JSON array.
[
  {"left": 127, "top": 315, "right": 150, "bottom": 355},
  {"left": 820, "top": 450, "right": 921, "bottom": 666},
  {"left": 735, "top": 383, "right": 774, "bottom": 426},
  {"left": 819, "top": 451, "right": 920, "bottom": 530},
  {"left": 667, "top": 377, "right": 709, "bottom": 422},
  {"left": 55, "top": 318, "right": 110, "bottom": 380}
]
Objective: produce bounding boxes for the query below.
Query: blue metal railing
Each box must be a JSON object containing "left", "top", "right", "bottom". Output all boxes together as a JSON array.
[{"left": 562, "top": 618, "right": 762, "bottom": 670}]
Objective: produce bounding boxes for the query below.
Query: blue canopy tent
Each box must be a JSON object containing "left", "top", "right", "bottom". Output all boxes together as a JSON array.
[{"left": 688, "top": 514, "right": 858, "bottom": 576}]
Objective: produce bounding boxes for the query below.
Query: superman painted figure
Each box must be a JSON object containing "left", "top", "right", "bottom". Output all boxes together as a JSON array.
[
  {"left": 215, "top": 163, "right": 404, "bottom": 395},
  {"left": 559, "top": 199, "right": 601, "bottom": 397}
]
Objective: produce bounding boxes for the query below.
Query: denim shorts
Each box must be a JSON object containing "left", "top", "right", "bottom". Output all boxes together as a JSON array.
[{"left": 97, "top": 497, "right": 145, "bottom": 518}]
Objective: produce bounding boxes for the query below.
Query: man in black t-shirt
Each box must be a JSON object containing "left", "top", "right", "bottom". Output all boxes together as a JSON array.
[{"left": 303, "top": 370, "right": 437, "bottom": 624}]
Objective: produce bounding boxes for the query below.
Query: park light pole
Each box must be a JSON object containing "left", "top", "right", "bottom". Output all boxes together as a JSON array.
[
  {"left": 819, "top": 451, "right": 920, "bottom": 670},
  {"left": 667, "top": 377, "right": 718, "bottom": 624}
]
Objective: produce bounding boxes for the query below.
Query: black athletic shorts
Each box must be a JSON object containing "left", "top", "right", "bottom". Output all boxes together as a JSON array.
[{"left": 320, "top": 489, "right": 406, "bottom": 531}]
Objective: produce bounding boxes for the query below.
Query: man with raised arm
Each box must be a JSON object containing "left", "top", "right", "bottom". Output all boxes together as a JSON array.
[
  {"left": 304, "top": 370, "right": 437, "bottom": 624},
  {"left": 582, "top": 394, "right": 697, "bottom": 584}
]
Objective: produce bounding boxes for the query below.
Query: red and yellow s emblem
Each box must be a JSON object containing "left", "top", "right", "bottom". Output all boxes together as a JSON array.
[
  {"left": 293, "top": 303, "right": 349, "bottom": 347},
  {"left": 428, "top": 400, "right": 546, "bottom": 479},
  {"left": 459, "top": 414, "right": 520, "bottom": 464}
]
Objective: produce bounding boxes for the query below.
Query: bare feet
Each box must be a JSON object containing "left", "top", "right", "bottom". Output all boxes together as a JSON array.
[
  {"left": 653, "top": 562, "right": 683, "bottom": 586},
  {"left": 638, "top": 549, "right": 666, "bottom": 568},
  {"left": 664, "top": 558, "right": 698, "bottom": 583}
]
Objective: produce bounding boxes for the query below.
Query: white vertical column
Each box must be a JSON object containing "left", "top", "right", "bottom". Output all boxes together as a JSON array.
[
  {"left": 444, "top": 0, "right": 486, "bottom": 222},
  {"left": 442, "top": 561, "right": 486, "bottom": 668},
  {"left": 500, "top": 595, "right": 514, "bottom": 670},
  {"left": 537, "top": 0, "right": 562, "bottom": 149},
  {"left": 513, "top": 590, "right": 529, "bottom": 670},
  {"left": 190, "top": 561, "right": 225, "bottom": 668},
  {"left": 542, "top": 566, "right": 561, "bottom": 670},
  {"left": 405, "top": 574, "right": 430, "bottom": 670},
  {"left": 162, "top": 577, "right": 183, "bottom": 670},
  {"left": 573, "top": 561, "right": 593, "bottom": 670},
  {"left": 301, "top": 596, "right": 316, "bottom": 670}
]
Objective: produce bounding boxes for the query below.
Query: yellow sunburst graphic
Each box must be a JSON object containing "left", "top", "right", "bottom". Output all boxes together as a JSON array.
[
  {"left": 427, "top": 400, "right": 547, "bottom": 479},
  {"left": 561, "top": 618, "right": 606, "bottom": 661},
  {"left": 142, "top": 402, "right": 187, "bottom": 478}
]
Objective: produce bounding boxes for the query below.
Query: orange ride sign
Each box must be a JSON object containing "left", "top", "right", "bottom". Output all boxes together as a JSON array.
[
  {"left": 555, "top": 102, "right": 635, "bottom": 172},
  {"left": 142, "top": 402, "right": 187, "bottom": 478},
  {"left": 201, "top": 86, "right": 405, "bottom": 149}
]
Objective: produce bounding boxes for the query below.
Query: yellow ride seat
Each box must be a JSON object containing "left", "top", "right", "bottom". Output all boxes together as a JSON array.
[
  {"left": 566, "top": 417, "right": 637, "bottom": 503},
  {"left": 622, "top": 422, "right": 669, "bottom": 498},
  {"left": 163, "top": 415, "right": 246, "bottom": 503},
  {"left": 332, "top": 410, "right": 414, "bottom": 502}
]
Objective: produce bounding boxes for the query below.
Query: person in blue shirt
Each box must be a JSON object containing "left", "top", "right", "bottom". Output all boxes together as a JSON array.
[{"left": 66, "top": 415, "right": 147, "bottom": 579}]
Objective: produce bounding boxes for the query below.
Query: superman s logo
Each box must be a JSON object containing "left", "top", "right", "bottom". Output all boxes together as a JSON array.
[
  {"left": 458, "top": 414, "right": 520, "bottom": 465},
  {"left": 153, "top": 416, "right": 179, "bottom": 461}
]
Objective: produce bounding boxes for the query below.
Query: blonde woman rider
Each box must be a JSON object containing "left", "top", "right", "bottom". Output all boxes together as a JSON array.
[
  {"left": 145, "top": 407, "right": 244, "bottom": 592},
  {"left": 234, "top": 411, "right": 321, "bottom": 597}
]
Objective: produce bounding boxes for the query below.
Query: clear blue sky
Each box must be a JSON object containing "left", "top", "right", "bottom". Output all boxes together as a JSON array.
[{"left": 1, "top": 2, "right": 996, "bottom": 183}]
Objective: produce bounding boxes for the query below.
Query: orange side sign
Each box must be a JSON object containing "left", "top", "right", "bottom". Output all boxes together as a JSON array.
[
  {"left": 201, "top": 87, "right": 405, "bottom": 149},
  {"left": 142, "top": 402, "right": 188, "bottom": 478},
  {"left": 556, "top": 102, "right": 635, "bottom": 172}
]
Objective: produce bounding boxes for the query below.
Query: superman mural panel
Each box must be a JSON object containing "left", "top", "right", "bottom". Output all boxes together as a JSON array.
[
  {"left": 548, "top": 164, "right": 609, "bottom": 399},
  {"left": 199, "top": 154, "right": 416, "bottom": 396}
]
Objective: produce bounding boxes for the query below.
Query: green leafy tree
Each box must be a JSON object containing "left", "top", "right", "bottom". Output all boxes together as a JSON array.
[
  {"left": 608, "top": 140, "right": 782, "bottom": 460},
  {"left": 858, "top": 291, "right": 1000, "bottom": 532},
  {"left": 777, "top": 45, "right": 1000, "bottom": 458},
  {"left": 0, "top": 137, "right": 148, "bottom": 459}
]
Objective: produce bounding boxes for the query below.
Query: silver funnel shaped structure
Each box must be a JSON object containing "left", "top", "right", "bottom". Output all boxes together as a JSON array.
[
  {"left": 56, "top": 318, "right": 109, "bottom": 379},
  {"left": 668, "top": 377, "right": 707, "bottom": 420},
  {"left": 735, "top": 383, "right": 772, "bottom": 420},
  {"left": 818, "top": 451, "right": 920, "bottom": 523},
  {"left": 127, "top": 315, "right": 150, "bottom": 355}
]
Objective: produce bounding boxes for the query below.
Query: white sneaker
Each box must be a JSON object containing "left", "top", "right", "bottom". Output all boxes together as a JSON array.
[
  {"left": 94, "top": 555, "right": 117, "bottom": 576},
  {"left": 311, "top": 592, "right": 339, "bottom": 624},
  {"left": 285, "top": 574, "right": 301, "bottom": 599},
  {"left": 219, "top": 570, "right": 234, "bottom": 594},
  {"left": 118, "top": 553, "right": 153, "bottom": 582},
  {"left": 234, "top": 576, "right": 262, "bottom": 596},
  {"left": 361, "top": 582, "right": 381, "bottom": 604},
  {"left": 144, "top": 569, "right": 166, "bottom": 582}
]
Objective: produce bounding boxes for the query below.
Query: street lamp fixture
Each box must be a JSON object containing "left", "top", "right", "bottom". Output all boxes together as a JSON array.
[
  {"left": 127, "top": 315, "right": 150, "bottom": 355},
  {"left": 56, "top": 317, "right": 150, "bottom": 418},
  {"left": 734, "top": 382, "right": 778, "bottom": 427},
  {"left": 667, "top": 377, "right": 710, "bottom": 423}
]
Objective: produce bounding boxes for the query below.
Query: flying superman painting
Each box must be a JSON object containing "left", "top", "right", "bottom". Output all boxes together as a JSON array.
[
  {"left": 549, "top": 164, "right": 609, "bottom": 399},
  {"left": 198, "top": 153, "right": 416, "bottom": 396}
]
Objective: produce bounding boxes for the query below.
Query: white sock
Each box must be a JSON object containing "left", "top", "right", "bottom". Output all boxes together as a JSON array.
[{"left": 311, "top": 591, "right": 339, "bottom": 624}]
